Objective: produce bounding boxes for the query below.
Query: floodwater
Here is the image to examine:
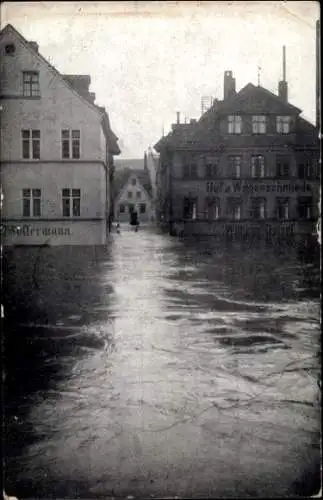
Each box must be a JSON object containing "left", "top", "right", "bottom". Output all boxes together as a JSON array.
[{"left": 3, "top": 226, "right": 321, "bottom": 498}]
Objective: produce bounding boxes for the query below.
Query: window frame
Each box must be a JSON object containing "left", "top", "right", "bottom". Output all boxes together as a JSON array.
[
  {"left": 276, "top": 116, "right": 291, "bottom": 134},
  {"left": 205, "top": 196, "right": 221, "bottom": 220},
  {"left": 22, "top": 188, "right": 41, "bottom": 217},
  {"left": 62, "top": 188, "right": 81, "bottom": 217},
  {"left": 61, "top": 129, "right": 81, "bottom": 159},
  {"left": 205, "top": 162, "right": 218, "bottom": 179},
  {"left": 251, "top": 197, "right": 267, "bottom": 220},
  {"left": 22, "top": 129, "right": 41, "bottom": 160},
  {"left": 252, "top": 115, "right": 267, "bottom": 134},
  {"left": 276, "top": 157, "right": 290, "bottom": 178},
  {"left": 251, "top": 155, "right": 265, "bottom": 178},
  {"left": 228, "top": 156, "right": 242, "bottom": 178},
  {"left": 227, "top": 197, "right": 242, "bottom": 220},
  {"left": 276, "top": 197, "right": 289, "bottom": 220},
  {"left": 22, "top": 71, "right": 40, "bottom": 97},
  {"left": 228, "top": 115, "right": 242, "bottom": 134},
  {"left": 139, "top": 203, "right": 146, "bottom": 214}
]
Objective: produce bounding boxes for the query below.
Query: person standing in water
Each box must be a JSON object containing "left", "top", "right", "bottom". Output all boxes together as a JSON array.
[{"left": 130, "top": 210, "right": 139, "bottom": 231}]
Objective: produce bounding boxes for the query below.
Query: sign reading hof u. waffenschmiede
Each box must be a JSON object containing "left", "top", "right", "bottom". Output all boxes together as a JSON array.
[{"left": 206, "top": 181, "right": 313, "bottom": 194}]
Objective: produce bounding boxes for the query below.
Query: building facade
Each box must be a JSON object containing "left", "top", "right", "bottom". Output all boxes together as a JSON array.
[
  {"left": 154, "top": 67, "right": 320, "bottom": 241},
  {"left": 0, "top": 24, "right": 120, "bottom": 246},
  {"left": 114, "top": 170, "right": 154, "bottom": 223}
]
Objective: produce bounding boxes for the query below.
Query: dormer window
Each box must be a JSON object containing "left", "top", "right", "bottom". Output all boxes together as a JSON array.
[
  {"left": 5, "top": 43, "right": 16, "bottom": 55},
  {"left": 252, "top": 115, "right": 266, "bottom": 134},
  {"left": 131, "top": 178, "right": 136, "bottom": 186},
  {"left": 228, "top": 115, "right": 242, "bottom": 134},
  {"left": 276, "top": 116, "right": 291, "bottom": 134}
]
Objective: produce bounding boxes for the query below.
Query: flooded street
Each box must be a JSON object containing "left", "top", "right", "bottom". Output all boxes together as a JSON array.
[{"left": 3, "top": 227, "right": 321, "bottom": 498}]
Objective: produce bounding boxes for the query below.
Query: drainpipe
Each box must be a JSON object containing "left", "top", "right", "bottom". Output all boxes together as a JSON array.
[{"left": 168, "top": 152, "right": 173, "bottom": 235}]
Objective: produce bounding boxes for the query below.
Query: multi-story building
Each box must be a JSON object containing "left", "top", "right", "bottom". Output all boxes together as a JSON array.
[
  {"left": 154, "top": 53, "right": 320, "bottom": 241},
  {"left": 0, "top": 24, "right": 120, "bottom": 246}
]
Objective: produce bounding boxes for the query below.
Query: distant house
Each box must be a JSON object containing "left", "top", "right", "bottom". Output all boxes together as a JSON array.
[
  {"left": 114, "top": 168, "right": 154, "bottom": 223},
  {"left": 0, "top": 24, "right": 120, "bottom": 246}
]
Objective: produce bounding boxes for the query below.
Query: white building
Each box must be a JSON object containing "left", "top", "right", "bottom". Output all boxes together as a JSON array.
[
  {"left": 0, "top": 24, "right": 120, "bottom": 246},
  {"left": 114, "top": 170, "right": 154, "bottom": 223}
]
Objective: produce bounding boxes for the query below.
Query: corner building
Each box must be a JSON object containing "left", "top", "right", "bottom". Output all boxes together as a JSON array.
[
  {"left": 0, "top": 24, "right": 120, "bottom": 246},
  {"left": 155, "top": 70, "right": 320, "bottom": 240}
]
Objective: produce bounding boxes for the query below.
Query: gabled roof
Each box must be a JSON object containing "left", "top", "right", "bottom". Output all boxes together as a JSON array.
[
  {"left": 154, "top": 122, "right": 199, "bottom": 151},
  {"left": 114, "top": 167, "right": 152, "bottom": 198},
  {"left": 0, "top": 24, "right": 102, "bottom": 114},
  {"left": 0, "top": 24, "right": 120, "bottom": 155},
  {"left": 218, "top": 83, "right": 301, "bottom": 115},
  {"left": 114, "top": 168, "right": 152, "bottom": 205},
  {"left": 154, "top": 80, "right": 307, "bottom": 152}
]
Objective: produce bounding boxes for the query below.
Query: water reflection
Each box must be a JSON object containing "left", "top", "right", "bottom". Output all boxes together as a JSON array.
[{"left": 3, "top": 230, "right": 321, "bottom": 498}]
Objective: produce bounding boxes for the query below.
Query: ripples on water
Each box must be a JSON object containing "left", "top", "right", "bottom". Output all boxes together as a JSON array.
[{"left": 3, "top": 229, "right": 321, "bottom": 498}]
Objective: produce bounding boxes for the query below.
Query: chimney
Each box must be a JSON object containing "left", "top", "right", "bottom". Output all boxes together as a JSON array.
[
  {"left": 29, "top": 41, "right": 39, "bottom": 53},
  {"left": 223, "top": 71, "right": 236, "bottom": 100},
  {"left": 278, "top": 46, "right": 288, "bottom": 102},
  {"left": 316, "top": 19, "right": 320, "bottom": 130},
  {"left": 176, "top": 111, "right": 180, "bottom": 124}
]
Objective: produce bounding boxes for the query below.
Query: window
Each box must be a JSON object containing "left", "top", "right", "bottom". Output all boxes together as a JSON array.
[
  {"left": 139, "top": 203, "right": 146, "bottom": 214},
  {"left": 228, "top": 156, "right": 241, "bottom": 178},
  {"left": 119, "top": 204, "right": 125, "bottom": 213},
  {"left": 298, "top": 159, "right": 317, "bottom": 179},
  {"left": 61, "top": 129, "right": 80, "bottom": 159},
  {"left": 276, "top": 157, "right": 290, "bottom": 178},
  {"left": 22, "top": 188, "right": 41, "bottom": 216},
  {"left": 227, "top": 197, "right": 242, "bottom": 220},
  {"left": 252, "top": 115, "right": 266, "bottom": 134},
  {"left": 251, "top": 155, "right": 265, "bottom": 178},
  {"left": 205, "top": 162, "right": 218, "bottom": 179},
  {"left": 276, "top": 198, "right": 289, "bottom": 220},
  {"left": 22, "top": 129, "right": 40, "bottom": 159},
  {"left": 128, "top": 191, "right": 133, "bottom": 199},
  {"left": 5, "top": 43, "right": 16, "bottom": 55},
  {"left": 204, "top": 197, "right": 220, "bottom": 219},
  {"left": 228, "top": 115, "right": 242, "bottom": 134},
  {"left": 23, "top": 71, "right": 40, "bottom": 96},
  {"left": 183, "top": 163, "right": 198, "bottom": 179},
  {"left": 136, "top": 191, "right": 141, "bottom": 199},
  {"left": 128, "top": 204, "right": 134, "bottom": 213},
  {"left": 183, "top": 197, "right": 197, "bottom": 219},
  {"left": 251, "top": 197, "right": 266, "bottom": 219},
  {"left": 298, "top": 197, "right": 314, "bottom": 220},
  {"left": 62, "top": 188, "right": 80, "bottom": 217},
  {"left": 276, "top": 116, "right": 291, "bottom": 134},
  {"left": 131, "top": 178, "right": 136, "bottom": 186}
]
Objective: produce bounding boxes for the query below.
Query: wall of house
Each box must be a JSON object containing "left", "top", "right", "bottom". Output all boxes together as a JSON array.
[
  {"left": 1, "top": 162, "right": 106, "bottom": 219},
  {"left": 3, "top": 219, "right": 107, "bottom": 246},
  {"left": 170, "top": 177, "right": 317, "bottom": 221},
  {"left": 0, "top": 30, "right": 105, "bottom": 163},
  {"left": 156, "top": 147, "right": 318, "bottom": 228},
  {"left": 0, "top": 28, "right": 111, "bottom": 245}
]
